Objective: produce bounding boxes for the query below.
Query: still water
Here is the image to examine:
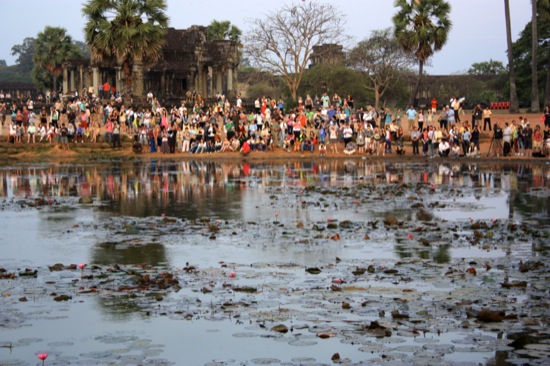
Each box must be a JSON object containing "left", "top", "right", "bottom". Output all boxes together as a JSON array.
[{"left": 0, "top": 160, "right": 548, "bottom": 365}]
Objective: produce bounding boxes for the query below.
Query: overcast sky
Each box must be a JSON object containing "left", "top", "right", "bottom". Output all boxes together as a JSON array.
[{"left": 1, "top": 0, "right": 532, "bottom": 75}]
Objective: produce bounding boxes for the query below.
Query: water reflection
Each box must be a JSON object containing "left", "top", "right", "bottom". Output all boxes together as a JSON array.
[
  {"left": 1, "top": 160, "right": 549, "bottom": 222},
  {"left": 92, "top": 242, "right": 168, "bottom": 266}
]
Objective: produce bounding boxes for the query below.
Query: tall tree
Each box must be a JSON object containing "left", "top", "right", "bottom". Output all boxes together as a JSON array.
[
  {"left": 504, "top": 0, "right": 520, "bottom": 112},
  {"left": 11, "top": 37, "right": 36, "bottom": 73},
  {"left": 539, "top": 0, "right": 550, "bottom": 105},
  {"left": 393, "top": 0, "right": 452, "bottom": 106},
  {"left": 468, "top": 60, "right": 506, "bottom": 75},
  {"left": 245, "top": 1, "right": 346, "bottom": 102},
  {"left": 531, "top": 0, "right": 540, "bottom": 112},
  {"left": 33, "top": 26, "right": 81, "bottom": 92},
  {"left": 83, "top": 0, "right": 169, "bottom": 97},
  {"left": 349, "top": 28, "right": 414, "bottom": 110},
  {"left": 208, "top": 20, "right": 242, "bottom": 42}
]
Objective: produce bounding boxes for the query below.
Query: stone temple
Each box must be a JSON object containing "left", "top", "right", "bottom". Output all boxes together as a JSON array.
[{"left": 62, "top": 26, "right": 239, "bottom": 104}]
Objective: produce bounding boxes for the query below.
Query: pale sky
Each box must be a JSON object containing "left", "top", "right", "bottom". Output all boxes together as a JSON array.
[{"left": 0, "top": 0, "right": 532, "bottom": 75}]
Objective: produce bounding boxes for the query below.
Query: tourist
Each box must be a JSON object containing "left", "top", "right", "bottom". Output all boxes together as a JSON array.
[
  {"left": 38, "top": 124, "right": 47, "bottom": 143},
  {"left": 112, "top": 123, "right": 121, "bottom": 148},
  {"left": 461, "top": 126, "right": 471, "bottom": 156},
  {"left": 405, "top": 105, "right": 417, "bottom": 133},
  {"left": 417, "top": 108, "right": 425, "bottom": 131},
  {"left": 319, "top": 143, "right": 327, "bottom": 157},
  {"left": 492, "top": 122, "right": 504, "bottom": 157},
  {"left": 60, "top": 123, "right": 69, "bottom": 151},
  {"left": 438, "top": 139, "right": 450, "bottom": 157},
  {"left": 411, "top": 127, "right": 421, "bottom": 155},
  {"left": 384, "top": 125, "right": 392, "bottom": 155},
  {"left": 522, "top": 122, "right": 533, "bottom": 156},
  {"left": 356, "top": 125, "right": 366, "bottom": 154},
  {"left": 450, "top": 142, "right": 460, "bottom": 158},
  {"left": 483, "top": 106, "right": 492, "bottom": 131},
  {"left": 533, "top": 125, "right": 543, "bottom": 155},
  {"left": 471, "top": 104, "right": 482, "bottom": 128},
  {"left": 543, "top": 105, "right": 550, "bottom": 129},
  {"left": 104, "top": 118, "right": 114, "bottom": 146},
  {"left": 466, "top": 142, "right": 480, "bottom": 158},
  {"left": 168, "top": 124, "right": 177, "bottom": 153},
  {"left": 240, "top": 139, "right": 251, "bottom": 156},
  {"left": 503, "top": 122, "right": 513, "bottom": 156},
  {"left": 343, "top": 142, "right": 356, "bottom": 155}
]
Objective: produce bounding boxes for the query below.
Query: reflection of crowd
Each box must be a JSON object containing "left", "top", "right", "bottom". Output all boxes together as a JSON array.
[
  {"left": 2, "top": 93, "right": 550, "bottom": 159},
  {"left": 1, "top": 162, "right": 549, "bottom": 206}
]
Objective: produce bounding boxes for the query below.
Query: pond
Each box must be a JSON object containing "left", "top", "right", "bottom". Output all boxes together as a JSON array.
[{"left": 0, "top": 160, "right": 549, "bottom": 365}]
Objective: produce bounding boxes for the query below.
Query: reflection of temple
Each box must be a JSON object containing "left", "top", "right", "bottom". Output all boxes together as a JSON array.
[{"left": 62, "top": 26, "right": 239, "bottom": 102}]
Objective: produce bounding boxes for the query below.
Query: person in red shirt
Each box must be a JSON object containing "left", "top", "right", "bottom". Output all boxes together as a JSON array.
[
  {"left": 240, "top": 139, "right": 251, "bottom": 156},
  {"left": 102, "top": 82, "right": 110, "bottom": 99},
  {"left": 431, "top": 97, "right": 438, "bottom": 114}
]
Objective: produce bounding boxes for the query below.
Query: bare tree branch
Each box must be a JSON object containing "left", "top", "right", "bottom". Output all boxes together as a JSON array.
[{"left": 245, "top": 1, "right": 347, "bottom": 101}]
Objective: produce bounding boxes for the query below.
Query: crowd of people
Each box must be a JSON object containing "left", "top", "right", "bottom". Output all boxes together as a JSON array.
[{"left": 1, "top": 91, "right": 550, "bottom": 159}]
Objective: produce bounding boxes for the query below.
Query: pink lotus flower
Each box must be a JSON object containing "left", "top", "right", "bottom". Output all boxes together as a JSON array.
[
  {"left": 78, "top": 263, "right": 86, "bottom": 270},
  {"left": 380, "top": 264, "right": 385, "bottom": 269},
  {"left": 407, "top": 233, "right": 413, "bottom": 239},
  {"left": 37, "top": 353, "right": 48, "bottom": 365},
  {"left": 469, "top": 217, "right": 474, "bottom": 223},
  {"left": 228, "top": 272, "right": 236, "bottom": 278},
  {"left": 274, "top": 213, "right": 279, "bottom": 218},
  {"left": 491, "top": 218, "right": 495, "bottom": 223}
]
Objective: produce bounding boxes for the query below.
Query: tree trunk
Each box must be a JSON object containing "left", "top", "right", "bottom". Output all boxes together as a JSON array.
[
  {"left": 546, "top": 42, "right": 550, "bottom": 106},
  {"left": 410, "top": 60, "right": 423, "bottom": 107},
  {"left": 374, "top": 87, "right": 380, "bottom": 111},
  {"left": 133, "top": 62, "right": 144, "bottom": 98},
  {"left": 505, "top": 0, "right": 520, "bottom": 113},
  {"left": 531, "top": 0, "right": 540, "bottom": 112}
]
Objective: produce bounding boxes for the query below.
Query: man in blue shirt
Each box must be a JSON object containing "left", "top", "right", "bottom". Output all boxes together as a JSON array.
[{"left": 405, "top": 105, "right": 417, "bottom": 133}]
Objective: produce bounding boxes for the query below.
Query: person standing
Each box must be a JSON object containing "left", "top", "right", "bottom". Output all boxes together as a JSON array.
[
  {"left": 451, "top": 97, "right": 461, "bottom": 123},
  {"left": 431, "top": 97, "right": 438, "bottom": 114},
  {"left": 483, "top": 106, "right": 492, "bottom": 131},
  {"left": 471, "top": 104, "right": 482, "bottom": 128},
  {"left": 405, "top": 105, "right": 417, "bottom": 133}
]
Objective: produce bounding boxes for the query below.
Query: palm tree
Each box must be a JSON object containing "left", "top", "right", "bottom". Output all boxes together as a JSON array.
[
  {"left": 393, "top": 0, "right": 452, "bottom": 106},
  {"left": 531, "top": 0, "right": 540, "bottom": 112},
  {"left": 82, "top": 0, "right": 169, "bottom": 97},
  {"left": 33, "top": 26, "right": 81, "bottom": 92},
  {"left": 208, "top": 20, "right": 242, "bottom": 42},
  {"left": 504, "top": 0, "right": 520, "bottom": 113}
]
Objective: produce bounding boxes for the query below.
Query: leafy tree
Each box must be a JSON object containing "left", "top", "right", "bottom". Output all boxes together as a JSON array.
[
  {"left": 11, "top": 37, "right": 36, "bottom": 73},
  {"left": 393, "top": 0, "right": 452, "bottom": 106},
  {"left": 74, "top": 40, "right": 91, "bottom": 60},
  {"left": 0, "top": 60, "right": 6, "bottom": 67},
  {"left": 33, "top": 26, "right": 81, "bottom": 92},
  {"left": 511, "top": 16, "right": 548, "bottom": 108},
  {"left": 245, "top": 1, "right": 347, "bottom": 102},
  {"left": 539, "top": 0, "right": 550, "bottom": 105},
  {"left": 349, "top": 28, "right": 415, "bottom": 110},
  {"left": 83, "top": 0, "right": 169, "bottom": 96},
  {"left": 208, "top": 20, "right": 242, "bottom": 42},
  {"left": 468, "top": 60, "right": 506, "bottom": 75},
  {"left": 298, "top": 62, "right": 370, "bottom": 105},
  {"left": 504, "top": 0, "right": 520, "bottom": 112}
]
